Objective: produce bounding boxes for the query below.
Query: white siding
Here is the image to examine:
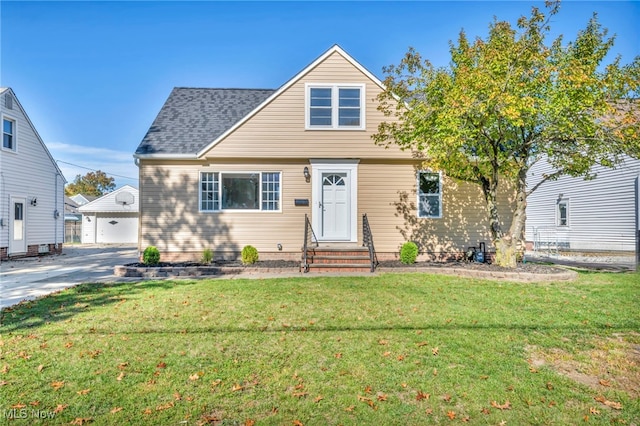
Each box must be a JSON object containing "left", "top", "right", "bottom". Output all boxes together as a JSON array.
[
  {"left": 81, "top": 214, "right": 97, "bottom": 244},
  {"left": 526, "top": 156, "right": 640, "bottom": 252},
  {"left": 0, "top": 89, "right": 65, "bottom": 252}
]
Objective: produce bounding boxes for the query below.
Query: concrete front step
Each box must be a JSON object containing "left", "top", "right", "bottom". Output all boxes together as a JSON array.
[
  {"left": 302, "top": 246, "right": 375, "bottom": 272},
  {"left": 308, "top": 255, "right": 371, "bottom": 264}
]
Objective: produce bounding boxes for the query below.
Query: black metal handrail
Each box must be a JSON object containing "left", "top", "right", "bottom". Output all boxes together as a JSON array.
[
  {"left": 302, "top": 214, "right": 319, "bottom": 272},
  {"left": 362, "top": 214, "right": 379, "bottom": 272}
]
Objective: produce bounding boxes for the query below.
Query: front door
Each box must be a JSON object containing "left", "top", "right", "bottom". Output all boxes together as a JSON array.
[
  {"left": 9, "top": 197, "right": 27, "bottom": 254},
  {"left": 320, "top": 172, "right": 350, "bottom": 240}
]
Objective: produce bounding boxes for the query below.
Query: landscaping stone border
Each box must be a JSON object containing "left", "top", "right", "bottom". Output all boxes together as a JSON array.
[{"left": 114, "top": 263, "right": 577, "bottom": 282}]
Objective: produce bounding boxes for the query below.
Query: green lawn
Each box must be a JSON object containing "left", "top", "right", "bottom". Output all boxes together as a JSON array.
[{"left": 1, "top": 272, "right": 638, "bottom": 425}]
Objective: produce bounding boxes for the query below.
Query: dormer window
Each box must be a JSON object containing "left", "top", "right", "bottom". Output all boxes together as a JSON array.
[{"left": 306, "top": 84, "right": 365, "bottom": 130}]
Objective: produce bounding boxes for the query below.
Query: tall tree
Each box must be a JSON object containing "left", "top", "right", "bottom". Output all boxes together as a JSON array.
[
  {"left": 374, "top": 1, "right": 639, "bottom": 267},
  {"left": 65, "top": 170, "right": 116, "bottom": 196}
]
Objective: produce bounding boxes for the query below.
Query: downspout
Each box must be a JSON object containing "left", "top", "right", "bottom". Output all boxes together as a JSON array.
[
  {"left": 134, "top": 157, "right": 141, "bottom": 259},
  {"left": 55, "top": 172, "right": 59, "bottom": 251}
]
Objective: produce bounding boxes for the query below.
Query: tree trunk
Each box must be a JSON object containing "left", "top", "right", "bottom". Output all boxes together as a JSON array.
[{"left": 492, "top": 168, "right": 528, "bottom": 268}]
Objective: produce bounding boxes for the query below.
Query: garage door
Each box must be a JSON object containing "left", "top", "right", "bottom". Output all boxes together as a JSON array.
[{"left": 96, "top": 216, "right": 138, "bottom": 244}]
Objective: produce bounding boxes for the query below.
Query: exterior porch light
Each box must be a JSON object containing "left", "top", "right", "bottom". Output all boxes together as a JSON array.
[{"left": 303, "top": 166, "right": 310, "bottom": 182}]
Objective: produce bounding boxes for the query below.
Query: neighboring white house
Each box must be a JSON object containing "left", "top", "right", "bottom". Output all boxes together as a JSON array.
[
  {"left": 0, "top": 87, "right": 66, "bottom": 260},
  {"left": 78, "top": 185, "right": 139, "bottom": 244},
  {"left": 526, "top": 156, "right": 640, "bottom": 253}
]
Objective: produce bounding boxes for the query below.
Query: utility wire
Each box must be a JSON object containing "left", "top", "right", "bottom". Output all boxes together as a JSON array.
[{"left": 56, "top": 160, "right": 138, "bottom": 181}]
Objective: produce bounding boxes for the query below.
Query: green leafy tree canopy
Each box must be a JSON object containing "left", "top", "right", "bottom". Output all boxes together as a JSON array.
[
  {"left": 64, "top": 170, "right": 116, "bottom": 196},
  {"left": 374, "top": 1, "right": 639, "bottom": 267}
]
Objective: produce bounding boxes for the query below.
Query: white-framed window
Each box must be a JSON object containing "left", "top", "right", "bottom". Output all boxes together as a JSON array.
[
  {"left": 417, "top": 171, "right": 442, "bottom": 218},
  {"left": 200, "top": 171, "right": 281, "bottom": 212},
  {"left": 306, "top": 83, "right": 365, "bottom": 130},
  {"left": 2, "top": 117, "right": 16, "bottom": 151},
  {"left": 557, "top": 199, "right": 569, "bottom": 227}
]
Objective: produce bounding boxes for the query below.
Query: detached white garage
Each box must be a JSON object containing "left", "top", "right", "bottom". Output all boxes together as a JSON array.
[{"left": 78, "top": 185, "right": 139, "bottom": 244}]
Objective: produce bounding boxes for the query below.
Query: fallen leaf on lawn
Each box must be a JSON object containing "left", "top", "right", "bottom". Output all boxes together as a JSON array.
[
  {"left": 491, "top": 400, "right": 512, "bottom": 410},
  {"left": 157, "top": 362, "right": 167, "bottom": 369},
  {"left": 117, "top": 372, "right": 125, "bottom": 381},
  {"left": 117, "top": 362, "right": 128, "bottom": 370},
  {"left": 382, "top": 351, "right": 391, "bottom": 357},
  {"left": 110, "top": 407, "right": 123, "bottom": 414},
  {"left": 77, "top": 389, "right": 91, "bottom": 395},
  {"left": 232, "top": 384, "right": 244, "bottom": 391},
  {"left": 462, "top": 415, "right": 470, "bottom": 422},
  {"left": 292, "top": 391, "right": 308, "bottom": 398},
  {"left": 481, "top": 407, "right": 490, "bottom": 414},
  {"left": 334, "top": 353, "right": 342, "bottom": 358},
  {"left": 314, "top": 395, "right": 324, "bottom": 403},
  {"left": 357, "top": 395, "right": 376, "bottom": 410},
  {"left": 156, "top": 401, "right": 174, "bottom": 411},
  {"left": 447, "top": 411, "right": 456, "bottom": 420},
  {"left": 1, "top": 365, "right": 8, "bottom": 373},
  {"left": 0, "top": 381, "right": 9, "bottom": 386},
  {"left": 174, "top": 392, "right": 182, "bottom": 400},
  {"left": 37, "top": 364, "right": 44, "bottom": 372},
  {"left": 364, "top": 385, "right": 372, "bottom": 394},
  {"left": 17, "top": 351, "right": 31, "bottom": 359},
  {"left": 245, "top": 420, "right": 255, "bottom": 426},
  {"left": 189, "top": 373, "right": 200, "bottom": 381},
  {"left": 11, "top": 403, "right": 26, "bottom": 409},
  {"left": 143, "top": 408, "right": 152, "bottom": 415},
  {"left": 433, "top": 368, "right": 438, "bottom": 376},
  {"left": 546, "top": 382, "right": 554, "bottom": 390},
  {"left": 378, "top": 339, "right": 388, "bottom": 345},
  {"left": 589, "top": 407, "right": 600, "bottom": 415},
  {"left": 29, "top": 401, "right": 40, "bottom": 406},
  {"left": 594, "top": 395, "right": 622, "bottom": 409},
  {"left": 65, "top": 342, "right": 74, "bottom": 348},
  {"left": 443, "top": 394, "right": 452, "bottom": 402},
  {"left": 425, "top": 408, "right": 433, "bottom": 415},
  {"left": 344, "top": 405, "right": 355, "bottom": 412},
  {"left": 416, "top": 391, "right": 430, "bottom": 401},
  {"left": 397, "top": 354, "right": 405, "bottom": 361},
  {"left": 529, "top": 367, "right": 538, "bottom": 373},
  {"left": 293, "top": 421, "right": 304, "bottom": 426},
  {"left": 50, "top": 381, "right": 64, "bottom": 390},
  {"left": 549, "top": 400, "right": 557, "bottom": 407},
  {"left": 416, "top": 341, "right": 428, "bottom": 347},
  {"left": 401, "top": 383, "right": 407, "bottom": 388},
  {"left": 377, "top": 393, "right": 387, "bottom": 401},
  {"left": 598, "top": 379, "right": 611, "bottom": 387},
  {"left": 54, "top": 404, "right": 68, "bottom": 414},
  {"left": 69, "top": 418, "right": 92, "bottom": 425},
  {"left": 432, "top": 347, "right": 439, "bottom": 356}
]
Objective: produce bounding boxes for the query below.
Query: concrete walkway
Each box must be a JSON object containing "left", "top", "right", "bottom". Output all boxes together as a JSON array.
[{"left": 0, "top": 244, "right": 139, "bottom": 308}]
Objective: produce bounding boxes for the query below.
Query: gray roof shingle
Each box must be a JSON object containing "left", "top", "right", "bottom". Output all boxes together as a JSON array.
[{"left": 135, "top": 88, "right": 276, "bottom": 156}]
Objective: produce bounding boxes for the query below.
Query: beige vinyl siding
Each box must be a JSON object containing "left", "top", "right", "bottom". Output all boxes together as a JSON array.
[
  {"left": 203, "top": 51, "right": 407, "bottom": 160},
  {"left": 140, "top": 159, "right": 514, "bottom": 259},
  {"left": 358, "top": 161, "right": 514, "bottom": 255},
  {"left": 139, "top": 160, "right": 314, "bottom": 259}
]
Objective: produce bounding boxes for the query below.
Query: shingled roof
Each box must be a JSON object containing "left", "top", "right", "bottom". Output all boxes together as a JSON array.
[{"left": 135, "top": 88, "right": 275, "bottom": 156}]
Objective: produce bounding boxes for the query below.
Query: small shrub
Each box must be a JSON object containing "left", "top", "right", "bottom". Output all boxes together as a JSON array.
[
  {"left": 143, "top": 246, "right": 160, "bottom": 266},
  {"left": 241, "top": 245, "right": 259, "bottom": 265},
  {"left": 399, "top": 242, "right": 419, "bottom": 265},
  {"left": 201, "top": 248, "right": 214, "bottom": 265}
]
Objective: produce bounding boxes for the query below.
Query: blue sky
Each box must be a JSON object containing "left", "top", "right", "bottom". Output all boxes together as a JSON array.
[{"left": 1, "top": 1, "right": 638, "bottom": 189}]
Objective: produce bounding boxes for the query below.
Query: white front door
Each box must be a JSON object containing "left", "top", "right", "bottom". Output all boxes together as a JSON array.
[
  {"left": 9, "top": 197, "right": 27, "bottom": 254},
  {"left": 321, "top": 172, "right": 350, "bottom": 240}
]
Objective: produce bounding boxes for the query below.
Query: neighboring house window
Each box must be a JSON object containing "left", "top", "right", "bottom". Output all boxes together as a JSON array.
[
  {"left": 417, "top": 172, "right": 442, "bottom": 218},
  {"left": 200, "top": 171, "right": 281, "bottom": 212},
  {"left": 3, "top": 118, "right": 15, "bottom": 150},
  {"left": 306, "top": 84, "right": 364, "bottom": 129},
  {"left": 557, "top": 199, "right": 569, "bottom": 226}
]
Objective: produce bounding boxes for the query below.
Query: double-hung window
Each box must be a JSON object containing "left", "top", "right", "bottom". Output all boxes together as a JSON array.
[
  {"left": 3, "top": 118, "right": 15, "bottom": 151},
  {"left": 307, "top": 84, "right": 364, "bottom": 129},
  {"left": 417, "top": 172, "right": 442, "bottom": 218},
  {"left": 557, "top": 199, "right": 569, "bottom": 227},
  {"left": 200, "top": 171, "right": 281, "bottom": 212}
]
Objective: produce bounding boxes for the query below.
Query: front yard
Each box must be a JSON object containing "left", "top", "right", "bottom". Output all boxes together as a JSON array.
[{"left": 1, "top": 272, "right": 638, "bottom": 425}]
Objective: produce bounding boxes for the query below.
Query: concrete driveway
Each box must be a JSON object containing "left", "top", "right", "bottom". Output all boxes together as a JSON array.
[{"left": 0, "top": 244, "right": 139, "bottom": 309}]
